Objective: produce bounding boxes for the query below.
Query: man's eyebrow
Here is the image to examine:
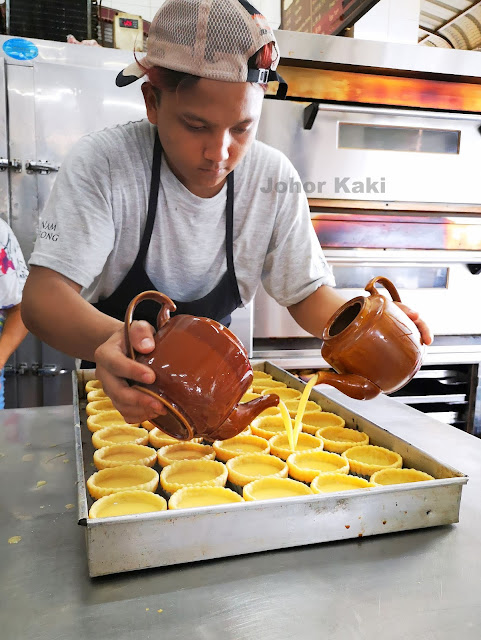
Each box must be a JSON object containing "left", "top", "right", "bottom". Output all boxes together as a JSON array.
[{"left": 181, "top": 112, "right": 253, "bottom": 126}]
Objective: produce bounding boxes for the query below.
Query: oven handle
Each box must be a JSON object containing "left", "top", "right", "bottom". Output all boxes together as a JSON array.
[{"left": 323, "top": 251, "right": 481, "bottom": 266}]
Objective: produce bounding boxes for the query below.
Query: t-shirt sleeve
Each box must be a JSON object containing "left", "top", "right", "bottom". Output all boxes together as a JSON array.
[
  {"left": 261, "top": 155, "right": 335, "bottom": 307},
  {"left": 0, "top": 222, "right": 28, "bottom": 310},
  {"left": 28, "top": 134, "right": 115, "bottom": 289}
]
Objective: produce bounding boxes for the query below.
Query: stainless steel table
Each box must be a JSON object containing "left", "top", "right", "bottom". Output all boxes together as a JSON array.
[{"left": 1, "top": 395, "right": 481, "bottom": 640}]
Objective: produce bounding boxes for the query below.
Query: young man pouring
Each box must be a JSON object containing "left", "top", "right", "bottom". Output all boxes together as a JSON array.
[{"left": 22, "top": 0, "right": 432, "bottom": 423}]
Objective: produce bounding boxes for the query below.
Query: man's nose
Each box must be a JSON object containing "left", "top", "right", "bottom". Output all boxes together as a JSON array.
[{"left": 204, "top": 132, "right": 230, "bottom": 164}]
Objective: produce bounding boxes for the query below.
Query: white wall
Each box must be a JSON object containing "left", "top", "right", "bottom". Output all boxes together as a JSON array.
[
  {"left": 354, "top": 0, "right": 421, "bottom": 44},
  {"left": 103, "top": 1, "right": 281, "bottom": 28}
]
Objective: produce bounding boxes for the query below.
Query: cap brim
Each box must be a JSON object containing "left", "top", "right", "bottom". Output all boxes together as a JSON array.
[{"left": 116, "top": 61, "right": 147, "bottom": 87}]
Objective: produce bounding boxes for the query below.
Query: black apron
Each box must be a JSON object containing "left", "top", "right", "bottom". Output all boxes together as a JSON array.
[{"left": 81, "top": 133, "right": 242, "bottom": 368}]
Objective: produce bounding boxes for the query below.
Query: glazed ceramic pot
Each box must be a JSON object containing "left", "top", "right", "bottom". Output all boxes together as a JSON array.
[
  {"left": 124, "top": 291, "right": 279, "bottom": 440},
  {"left": 317, "top": 276, "right": 424, "bottom": 400}
]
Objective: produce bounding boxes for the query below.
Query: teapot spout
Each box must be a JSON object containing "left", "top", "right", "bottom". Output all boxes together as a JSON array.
[
  {"left": 213, "top": 395, "right": 280, "bottom": 440},
  {"left": 316, "top": 371, "right": 381, "bottom": 401}
]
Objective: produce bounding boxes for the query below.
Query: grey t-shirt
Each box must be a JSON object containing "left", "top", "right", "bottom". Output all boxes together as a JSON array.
[{"left": 29, "top": 119, "right": 334, "bottom": 307}]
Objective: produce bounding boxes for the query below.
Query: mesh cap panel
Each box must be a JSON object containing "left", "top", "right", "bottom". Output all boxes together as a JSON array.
[{"left": 117, "top": 0, "right": 280, "bottom": 85}]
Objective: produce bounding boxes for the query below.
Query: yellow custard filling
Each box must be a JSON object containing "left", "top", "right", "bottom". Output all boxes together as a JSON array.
[
  {"left": 342, "top": 445, "right": 403, "bottom": 477},
  {"left": 157, "top": 443, "right": 215, "bottom": 467},
  {"left": 160, "top": 459, "right": 228, "bottom": 494},
  {"left": 89, "top": 490, "right": 167, "bottom": 518},
  {"left": 87, "top": 465, "right": 159, "bottom": 499},
  {"left": 93, "top": 443, "right": 157, "bottom": 470},
  {"left": 213, "top": 435, "right": 270, "bottom": 462},
  {"left": 287, "top": 450, "right": 349, "bottom": 483},
  {"left": 168, "top": 486, "right": 244, "bottom": 509},
  {"left": 243, "top": 477, "right": 312, "bottom": 501},
  {"left": 310, "top": 473, "right": 374, "bottom": 493},
  {"left": 269, "top": 432, "right": 323, "bottom": 461},
  {"left": 370, "top": 468, "right": 435, "bottom": 485},
  {"left": 316, "top": 426, "right": 369, "bottom": 454},
  {"left": 301, "top": 412, "right": 346, "bottom": 435},
  {"left": 92, "top": 425, "right": 149, "bottom": 449},
  {"left": 226, "top": 453, "right": 288, "bottom": 486}
]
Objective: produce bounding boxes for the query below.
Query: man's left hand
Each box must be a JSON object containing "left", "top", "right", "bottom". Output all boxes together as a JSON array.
[{"left": 395, "top": 302, "right": 433, "bottom": 346}]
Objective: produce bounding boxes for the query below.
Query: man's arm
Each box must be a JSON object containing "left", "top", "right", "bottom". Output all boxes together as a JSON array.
[
  {"left": 22, "top": 266, "right": 121, "bottom": 361},
  {"left": 21, "top": 266, "right": 166, "bottom": 422},
  {"left": 288, "top": 284, "right": 433, "bottom": 345},
  {"left": 0, "top": 304, "right": 28, "bottom": 370},
  {"left": 287, "top": 285, "right": 347, "bottom": 339}
]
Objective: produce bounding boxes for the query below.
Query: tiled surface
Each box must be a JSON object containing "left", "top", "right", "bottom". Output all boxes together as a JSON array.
[{"left": 354, "top": 0, "right": 421, "bottom": 44}]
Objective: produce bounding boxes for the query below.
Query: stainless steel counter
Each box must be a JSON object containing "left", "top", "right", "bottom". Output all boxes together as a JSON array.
[{"left": 1, "top": 397, "right": 481, "bottom": 640}]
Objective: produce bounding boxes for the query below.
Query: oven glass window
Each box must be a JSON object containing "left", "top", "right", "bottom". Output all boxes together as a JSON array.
[
  {"left": 338, "top": 124, "right": 460, "bottom": 154},
  {"left": 331, "top": 266, "right": 449, "bottom": 289}
]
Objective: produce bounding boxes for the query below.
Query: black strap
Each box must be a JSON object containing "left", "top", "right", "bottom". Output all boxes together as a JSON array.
[
  {"left": 136, "top": 132, "right": 162, "bottom": 266},
  {"left": 225, "top": 171, "right": 241, "bottom": 305}
]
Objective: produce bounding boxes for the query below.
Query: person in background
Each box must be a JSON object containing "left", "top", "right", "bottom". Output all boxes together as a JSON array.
[
  {"left": 0, "top": 218, "right": 28, "bottom": 408},
  {"left": 21, "top": 0, "right": 432, "bottom": 424}
]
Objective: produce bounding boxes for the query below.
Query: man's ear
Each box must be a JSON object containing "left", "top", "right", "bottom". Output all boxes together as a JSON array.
[{"left": 142, "top": 82, "right": 159, "bottom": 125}]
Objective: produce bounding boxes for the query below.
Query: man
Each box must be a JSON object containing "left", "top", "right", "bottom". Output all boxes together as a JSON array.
[{"left": 22, "top": 0, "right": 431, "bottom": 424}]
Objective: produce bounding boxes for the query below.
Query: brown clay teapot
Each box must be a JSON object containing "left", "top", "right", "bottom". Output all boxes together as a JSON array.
[
  {"left": 124, "top": 291, "right": 279, "bottom": 441},
  {"left": 316, "top": 276, "right": 424, "bottom": 400}
]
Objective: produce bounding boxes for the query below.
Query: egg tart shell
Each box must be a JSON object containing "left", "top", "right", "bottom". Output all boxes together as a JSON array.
[
  {"left": 300, "top": 412, "right": 345, "bottom": 435},
  {"left": 250, "top": 380, "right": 287, "bottom": 394},
  {"left": 261, "top": 387, "right": 302, "bottom": 402},
  {"left": 160, "top": 459, "right": 228, "bottom": 494},
  {"left": 85, "top": 379, "right": 103, "bottom": 394},
  {"left": 252, "top": 371, "right": 273, "bottom": 380},
  {"left": 226, "top": 453, "right": 288, "bottom": 487},
  {"left": 251, "top": 415, "right": 295, "bottom": 440},
  {"left": 87, "top": 464, "right": 159, "bottom": 499},
  {"left": 269, "top": 432, "right": 323, "bottom": 461},
  {"left": 92, "top": 425, "right": 149, "bottom": 449},
  {"left": 149, "top": 427, "right": 202, "bottom": 448},
  {"left": 370, "top": 468, "right": 435, "bottom": 485},
  {"left": 86, "top": 388, "right": 108, "bottom": 403},
  {"left": 213, "top": 434, "right": 270, "bottom": 462},
  {"left": 93, "top": 443, "right": 157, "bottom": 470},
  {"left": 342, "top": 445, "right": 403, "bottom": 478},
  {"left": 316, "top": 426, "right": 369, "bottom": 454},
  {"left": 287, "top": 450, "right": 349, "bottom": 483},
  {"left": 86, "top": 398, "right": 116, "bottom": 416},
  {"left": 87, "top": 410, "right": 138, "bottom": 433},
  {"left": 89, "top": 490, "right": 166, "bottom": 518},
  {"left": 168, "top": 486, "right": 244, "bottom": 509},
  {"left": 310, "top": 473, "right": 374, "bottom": 494},
  {"left": 157, "top": 442, "right": 215, "bottom": 467},
  {"left": 243, "top": 477, "right": 312, "bottom": 501}
]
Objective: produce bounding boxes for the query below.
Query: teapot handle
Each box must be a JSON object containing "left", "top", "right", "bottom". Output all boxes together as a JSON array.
[
  {"left": 124, "top": 290, "right": 177, "bottom": 361},
  {"left": 365, "top": 276, "right": 402, "bottom": 303}
]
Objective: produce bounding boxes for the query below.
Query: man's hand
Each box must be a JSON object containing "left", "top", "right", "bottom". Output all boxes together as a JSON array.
[
  {"left": 94, "top": 320, "right": 167, "bottom": 424},
  {"left": 395, "top": 302, "right": 433, "bottom": 346}
]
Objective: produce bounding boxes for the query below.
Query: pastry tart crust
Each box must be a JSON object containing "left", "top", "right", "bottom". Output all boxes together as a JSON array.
[
  {"left": 243, "top": 477, "right": 312, "bottom": 501},
  {"left": 226, "top": 453, "right": 288, "bottom": 487},
  {"left": 342, "top": 445, "right": 403, "bottom": 478},
  {"left": 89, "top": 490, "right": 166, "bottom": 518},
  {"left": 160, "top": 459, "right": 228, "bottom": 494},
  {"left": 87, "top": 464, "right": 159, "bottom": 499},
  {"left": 269, "top": 432, "right": 323, "bottom": 461},
  {"left": 213, "top": 435, "right": 270, "bottom": 462},
  {"left": 92, "top": 425, "right": 149, "bottom": 449},
  {"left": 93, "top": 443, "right": 157, "bottom": 470},
  {"left": 287, "top": 450, "right": 349, "bottom": 483},
  {"left": 316, "top": 426, "right": 369, "bottom": 454},
  {"left": 168, "top": 486, "right": 244, "bottom": 509}
]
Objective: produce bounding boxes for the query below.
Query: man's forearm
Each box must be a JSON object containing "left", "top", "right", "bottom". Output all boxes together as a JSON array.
[
  {"left": 288, "top": 285, "right": 346, "bottom": 339},
  {"left": 22, "top": 267, "right": 122, "bottom": 361},
  {"left": 0, "top": 305, "right": 28, "bottom": 368}
]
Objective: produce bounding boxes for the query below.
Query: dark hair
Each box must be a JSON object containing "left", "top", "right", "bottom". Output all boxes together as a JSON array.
[{"left": 142, "top": 42, "right": 274, "bottom": 101}]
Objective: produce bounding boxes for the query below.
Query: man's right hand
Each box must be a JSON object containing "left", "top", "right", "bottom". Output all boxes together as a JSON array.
[{"left": 94, "top": 320, "right": 167, "bottom": 424}]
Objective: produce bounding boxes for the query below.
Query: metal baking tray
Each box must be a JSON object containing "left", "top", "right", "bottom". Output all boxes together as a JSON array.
[{"left": 74, "top": 363, "right": 468, "bottom": 577}]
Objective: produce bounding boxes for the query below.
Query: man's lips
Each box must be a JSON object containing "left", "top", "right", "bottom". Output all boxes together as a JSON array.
[{"left": 199, "top": 166, "right": 227, "bottom": 175}]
